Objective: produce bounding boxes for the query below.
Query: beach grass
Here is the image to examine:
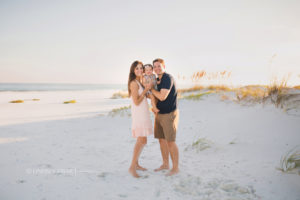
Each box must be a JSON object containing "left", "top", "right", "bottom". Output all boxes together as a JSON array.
[
  {"left": 108, "top": 105, "right": 131, "bottom": 117},
  {"left": 182, "top": 91, "right": 214, "bottom": 100},
  {"left": 294, "top": 85, "right": 300, "bottom": 90},
  {"left": 235, "top": 86, "right": 267, "bottom": 102},
  {"left": 111, "top": 91, "right": 129, "bottom": 99},
  {"left": 206, "top": 85, "right": 232, "bottom": 91},
  {"left": 277, "top": 146, "right": 300, "bottom": 174},
  {"left": 185, "top": 137, "right": 213, "bottom": 152},
  {"left": 178, "top": 85, "right": 205, "bottom": 94},
  {"left": 9, "top": 100, "right": 24, "bottom": 103},
  {"left": 63, "top": 100, "right": 76, "bottom": 104}
]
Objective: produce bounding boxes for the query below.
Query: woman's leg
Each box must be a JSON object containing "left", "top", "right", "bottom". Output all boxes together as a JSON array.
[
  {"left": 136, "top": 137, "right": 148, "bottom": 171},
  {"left": 129, "top": 137, "right": 147, "bottom": 177}
]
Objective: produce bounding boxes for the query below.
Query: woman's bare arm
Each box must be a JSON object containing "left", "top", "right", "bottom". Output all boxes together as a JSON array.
[
  {"left": 130, "top": 81, "right": 149, "bottom": 106},
  {"left": 141, "top": 77, "right": 146, "bottom": 87}
]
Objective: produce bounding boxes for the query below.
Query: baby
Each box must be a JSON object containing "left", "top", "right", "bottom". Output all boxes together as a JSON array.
[{"left": 142, "top": 64, "right": 160, "bottom": 114}]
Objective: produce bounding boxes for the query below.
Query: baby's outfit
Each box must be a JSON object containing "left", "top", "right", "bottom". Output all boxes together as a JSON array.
[{"left": 144, "top": 74, "right": 157, "bottom": 94}]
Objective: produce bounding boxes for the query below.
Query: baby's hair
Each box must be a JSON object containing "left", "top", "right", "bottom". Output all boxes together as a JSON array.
[{"left": 143, "top": 64, "right": 153, "bottom": 70}]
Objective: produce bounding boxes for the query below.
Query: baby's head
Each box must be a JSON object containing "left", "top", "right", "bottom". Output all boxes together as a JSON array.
[{"left": 143, "top": 64, "right": 154, "bottom": 76}]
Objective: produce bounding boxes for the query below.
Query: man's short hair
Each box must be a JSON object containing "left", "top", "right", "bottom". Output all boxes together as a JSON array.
[{"left": 153, "top": 58, "right": 165, "bottom": 66}]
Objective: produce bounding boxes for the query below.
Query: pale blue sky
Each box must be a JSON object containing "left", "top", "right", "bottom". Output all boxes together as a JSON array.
[{"left": 0, "top": 0, "right": 299, "bottom": 85}]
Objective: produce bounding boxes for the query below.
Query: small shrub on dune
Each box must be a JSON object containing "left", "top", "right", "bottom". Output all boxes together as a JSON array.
[
  {"left": 267, "top": 77, "right": 289, "bottom": 96},
  {"left": 10, "top": 100, "right": 24, "bottom": 103},
  {"left": 32, "top": 99, "right": 40, "bottom": 101},
  {"left": 277, "top": 145, "right": 300, "bottom": 174},
  {"left": 108, "top": 105, "right": 131, "bottom": 117},
  {"left": 63, "top": 100, "right": 76, "bottom": 104},
  {"left": 182, "top": 91, "right": 213, "bottom": 100},
  {"left": 293, "top": 85, "right": 300, "bottom": 90},
  {"left": 235, "top": 87, "right": 267, "bottom": 102},
  {"left": 185, "top": 137, "right": 213, "bottom": 152},
  {"left": 178, "top": 85, "right": 204, "bottom": 94},
  {"left": 111, "top": 91, "right": 129, "bottom": 99},
  {"left": 220, "top": 95, "right": 229, "bottom": 101},
  {"left": 266, "top": 76, "right": 292, "bottom": 107},
  {"left": 206, "top": 85, "right": 232, "bottom": 92}
]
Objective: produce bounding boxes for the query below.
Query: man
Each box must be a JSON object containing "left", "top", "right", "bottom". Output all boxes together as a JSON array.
[{"left": 150, "top": 58, "right": 179, "bottom": 176}]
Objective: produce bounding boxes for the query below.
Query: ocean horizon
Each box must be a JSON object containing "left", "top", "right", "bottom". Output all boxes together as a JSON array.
[{"left": 0, "top": 83, "right": 127, "bottom": 92}]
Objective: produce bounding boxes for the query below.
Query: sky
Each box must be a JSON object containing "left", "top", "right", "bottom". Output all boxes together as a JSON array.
[{"left": 0, "top": 0, "right": 300, "bottom": 86}]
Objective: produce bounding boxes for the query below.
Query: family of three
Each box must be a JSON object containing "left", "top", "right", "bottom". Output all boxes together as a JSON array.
[{"left": 127, "top": 58, "right": 180, "bottom": 178}]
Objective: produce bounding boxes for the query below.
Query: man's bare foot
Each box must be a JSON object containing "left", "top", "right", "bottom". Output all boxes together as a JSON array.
[
  {"left": 136, "top": 165, "right": 147, "bottom": 171},
  {"left": 166, "top": 168, "right": 179, "bottom": 176},
  {"left": 154, "top": 165, "right": 169, "bottom": 172},
  {"left": 128, "top": 167, "right": 140, "bottom": 178}
]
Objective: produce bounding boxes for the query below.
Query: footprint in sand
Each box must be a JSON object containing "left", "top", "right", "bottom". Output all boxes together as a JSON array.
[
  {"left": 173, "top": 176, "right": 259, "bottom": 199},
  {"left": 37, "top": 163, "right": 53, "bottom": 168},
  {"left": 97, "top": 172, "right": 110, "bottom": 179},
  {"left": 16, "top": 179, "right": 26, "bottom": 184}
]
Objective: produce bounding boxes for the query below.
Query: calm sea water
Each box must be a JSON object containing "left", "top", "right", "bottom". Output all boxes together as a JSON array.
[{"left": 0, "top": 83, "right": 127, "bottom": 92}]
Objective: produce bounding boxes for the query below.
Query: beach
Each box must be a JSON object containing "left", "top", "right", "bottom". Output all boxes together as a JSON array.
[{"left": 0, "top": 88, "right": 300, "bottom": 200}]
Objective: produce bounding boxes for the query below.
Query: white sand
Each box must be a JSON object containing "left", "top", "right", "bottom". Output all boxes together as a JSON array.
[{"left": 0, "top": 91, "right": 299, "bottom": 199}]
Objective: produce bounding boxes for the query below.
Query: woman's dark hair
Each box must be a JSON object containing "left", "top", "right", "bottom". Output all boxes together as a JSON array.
[{"left": 128, "top": 60, "right": 143, "bottom": 96}]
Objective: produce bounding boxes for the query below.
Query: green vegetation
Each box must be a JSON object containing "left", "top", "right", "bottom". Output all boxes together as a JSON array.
[
  {"left": 185, "top": 137, "right": 213, "bottom": 152},
  {"left": 181, "top": 91, "right": 214, "bottom": 100},
  {"left": 111, "top": 91, "right": 129, "bottom": 99},
  {"left": 9, "top": 100, "right": 24, "bottom": 103},
  {"left": 63, "top": 100, "right": 76, "bottom": 104},
  {"left": 277, "top": 146, "right": 300, "bottom": 174},
  {"left": 108, "top": 105, "right": 131, "bottom": 117},
  {"left": 294, "top": 85, "right": 300, "bottom": 90}
]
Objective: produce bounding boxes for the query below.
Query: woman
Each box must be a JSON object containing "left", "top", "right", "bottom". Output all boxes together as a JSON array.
[{"left": 128, "top": 60, "right": 153, "bottom": 178}]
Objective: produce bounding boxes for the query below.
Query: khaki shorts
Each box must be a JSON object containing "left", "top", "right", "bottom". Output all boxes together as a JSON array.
[{"left": 154, "top": 109, "right": 179, "bottom": 142}]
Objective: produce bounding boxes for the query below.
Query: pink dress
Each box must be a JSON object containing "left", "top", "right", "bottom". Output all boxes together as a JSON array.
[{"left": 131, "top": 80, "right": 153, "bottom": 137}]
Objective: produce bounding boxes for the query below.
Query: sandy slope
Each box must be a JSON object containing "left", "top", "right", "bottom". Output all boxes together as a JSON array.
[{"left": 0, "top": 94, "right": 299, "bottom": 200}]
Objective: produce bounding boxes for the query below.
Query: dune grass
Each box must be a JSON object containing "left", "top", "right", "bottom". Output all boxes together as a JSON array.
[
  {"left": 111, "top": 91, "right": 129, "bottom": 99},
  {"left": 185, "top": 137, "right": 213, "bottom": 152},
  {"left": 9, "top": 99, "right": 41, "bottom": 103},
  {"left": 235, "top": 86, "right": 267, "bottom": 102},
  {"left": 108, "top": 105, "right": 131, "bottom": 117},
  {"left": 267, "top": 76, "right": 289, "bottom": 96},
  {"left": 9, "top": 100, "right": 24, "bottom": 103},
  {"left": 63, "top": 100, "right": 76, "bottom": 104},
  {"left": 181, "top": 91, "right": 214, "bottom": 100},
  {"left": 277, "top": 146, "right": 300, "bottom": 174},
  {"left": 206, "top": 85, "right": 232, "bottom": 91},
  {"left": 178, "top": 85, "right": 205, "bottom": 94},
  {"left": 294, "top": 85, "right": 300, "bottom": 90}
]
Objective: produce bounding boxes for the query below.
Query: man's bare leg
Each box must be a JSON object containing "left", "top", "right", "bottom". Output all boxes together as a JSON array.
[
  {"left": 154, "top": 138, "right": 170, "bottom": 171},
  {"left": 166, "top": 141, "right": 179, "bottom": 176}
]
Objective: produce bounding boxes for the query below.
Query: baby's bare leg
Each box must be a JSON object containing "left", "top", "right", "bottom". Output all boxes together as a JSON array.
[{"left": 149, "top": 93, "right": 159, "bottom": 113}]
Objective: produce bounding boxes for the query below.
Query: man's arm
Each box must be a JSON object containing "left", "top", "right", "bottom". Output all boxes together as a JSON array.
[{"left": 151, "top": 88, "right": 170, "bottom": 101}]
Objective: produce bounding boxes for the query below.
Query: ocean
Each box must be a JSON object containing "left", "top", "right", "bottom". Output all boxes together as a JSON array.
[{"left": 0, "top": 83, "right": 127, "bottom": 92}]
